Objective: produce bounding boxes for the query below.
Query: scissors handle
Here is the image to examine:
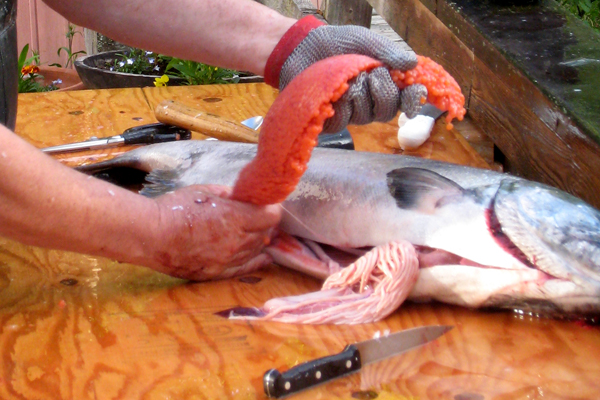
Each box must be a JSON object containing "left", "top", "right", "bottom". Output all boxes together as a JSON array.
[{"left": 122, "top": 122, "right": 191, "bottom": 144}]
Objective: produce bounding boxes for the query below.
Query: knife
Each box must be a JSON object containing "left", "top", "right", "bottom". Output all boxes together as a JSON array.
[
  {"left": 155, "top": 100, "right": 260, "bottom": 143},
  {"left": 392, "top": 103, "right": 446, "bottom": 150},
  {"left": 154, "top": 100, "right": 356, "bottom": 150},
  {"left": 418, "top": 103, "right": 445, "bottom": 120},
  {"left": 41, "top": 122, "right": 192, "bottom": 154},
  {"left": 317, "top": 128, "right": 354, "bottom": 150},
  {"left": 316, "top": 104, "right": 444, "bottom": 150},
  {"left": 263, "top": 325, "right": 452, "bottom": 398}
]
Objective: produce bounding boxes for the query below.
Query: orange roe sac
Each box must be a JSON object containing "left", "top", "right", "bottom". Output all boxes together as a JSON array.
[
  {"left": 231, "top": 55, "right": 382, "bottom": 205},
  {"left": 391, "top": 56, "right": 466, "bottom": 130}
]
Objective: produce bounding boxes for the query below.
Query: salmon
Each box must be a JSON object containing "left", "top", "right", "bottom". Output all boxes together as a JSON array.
[{"left": 79, "top": 141, "right": 600, "bottom": 322}]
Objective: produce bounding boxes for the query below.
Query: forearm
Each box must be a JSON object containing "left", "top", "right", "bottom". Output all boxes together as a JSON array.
[
  {"left": 0, "top": 124, "right": 158, "bottom": 264},
  {"left": 42, "top": 0, "right": 296, "bottom": 76}
]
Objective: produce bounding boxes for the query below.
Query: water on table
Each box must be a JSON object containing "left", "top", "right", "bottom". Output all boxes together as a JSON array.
[{"left": 0, "top": 238, "right": 598, "bottom": 399}]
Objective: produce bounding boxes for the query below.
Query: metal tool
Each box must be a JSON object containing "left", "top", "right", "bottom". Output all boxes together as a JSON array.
[
  {"left": 317, "top": 128, "right": 354, "bottom": 150},
  {"left": 155, "top": 100, "right": 260, "bottom": 143},
  {"left": 263, "top": 325, "right": 452, "bottom": 398},
  {"left": 154, "top": 100, "right": 356, "bottom": 150},
  {"left": 241, "top": 115, "right": 264, "bottom": 130},
  {"left": 42, "top": 123, "right": 191, "bottom": 154},
  {"left": 239, "top": 113, "right": 354, "bottom": 150},
  {"left": 418, "top": 103, "right": 445, "bottom": 120}
]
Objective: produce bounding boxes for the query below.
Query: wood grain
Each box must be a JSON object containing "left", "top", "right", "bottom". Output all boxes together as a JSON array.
[
  {"left": 0, "top": 238, "right": 598, "bottom": 400},
  {"left": 16, "top": 88, "right": 157, "bottom": 167},
  {"left": 154, "top": 100, "right": 260, "bottom": 143},
  {"left": 143, "top": 84, "right": 489, "bottom": 167},
  {"left": 8, "top": 84, "right": 598, "bottom": 399},
  {"left": 142, "top": 84, "right": 279, "bottom": 132},
  {"left": 437, "top": 0, "right": 600, "bottom": 207},
  {"left": 468, "top": 56, "right": 600, "bottom": 205},
  {"left": 321, "top": 0, "right": 373, "bottom": 27},
  {"left": 351, "top": 115, "right": 491, "bottom": 169}
]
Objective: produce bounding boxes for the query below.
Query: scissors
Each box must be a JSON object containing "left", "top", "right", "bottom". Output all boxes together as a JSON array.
[{"left": 41, "top": 122, "right": 191, "bottom": 154}]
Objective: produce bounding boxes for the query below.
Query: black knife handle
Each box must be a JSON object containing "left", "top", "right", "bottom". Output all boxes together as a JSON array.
[
  {"left": 263, "top": 344, "right": 361, "bottom": 398},
  {"left": 317, "top": 128, "right": 355, "bottom": 150},
  {"left": 122, "top": 123, "right": 191, "bottom": 145}
]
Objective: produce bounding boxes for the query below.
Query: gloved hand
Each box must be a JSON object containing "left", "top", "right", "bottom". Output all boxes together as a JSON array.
[{"left": 264, "top": 16, "right": 427, "bottom": 133}]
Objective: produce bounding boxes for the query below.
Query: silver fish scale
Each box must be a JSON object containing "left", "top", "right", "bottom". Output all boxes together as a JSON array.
[{"left": 78, "top": 140, "right": 600, "bottom": 317}]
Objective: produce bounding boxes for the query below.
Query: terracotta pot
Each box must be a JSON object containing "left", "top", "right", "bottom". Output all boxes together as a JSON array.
[{"left": 36, "top": 66, "right": 85, "bottom": 91}]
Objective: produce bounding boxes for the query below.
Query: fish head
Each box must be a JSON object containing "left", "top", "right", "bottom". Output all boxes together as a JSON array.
[
  {"left": 493, "top": 179, "right": 600, "bottom": 288},
  {"left": 384, "top": 167, "right": 600, "bottom": 316}
]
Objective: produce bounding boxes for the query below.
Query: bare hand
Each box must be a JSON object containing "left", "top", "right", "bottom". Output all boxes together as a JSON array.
[{"left": 146, "top": 184, "right": 281, "bottom": 280}]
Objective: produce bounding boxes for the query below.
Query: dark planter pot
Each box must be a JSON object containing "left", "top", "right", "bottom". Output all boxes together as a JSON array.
[
  {"left": 75, "top": 51, "right": 184, "bottom": 89},
  {"left": 75, "top": 51, "right": 263, "bottom": 89}
]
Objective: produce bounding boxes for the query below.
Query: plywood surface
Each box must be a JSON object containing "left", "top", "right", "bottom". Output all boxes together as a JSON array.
[
  {"left": 0, "top": 240, "right": 598, "bottom": 400},
  {"left": 7, "top": 83, "right": 599, "bottom": 399}
]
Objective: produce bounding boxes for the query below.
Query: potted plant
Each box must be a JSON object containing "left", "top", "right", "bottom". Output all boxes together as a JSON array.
[
  {"left": 75, "top": 48, "right": 263, "bottom": 89},
  {"left": 18, "top": 24, "right": 86, "bottom": 93},
  {"left": 42, "top": 22, "right": 86, "bottom": 91},
  {"left": 18, "top": 44, "right": 84, "bottom": 93}
]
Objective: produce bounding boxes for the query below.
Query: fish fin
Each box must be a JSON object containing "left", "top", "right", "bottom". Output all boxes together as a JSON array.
[
  {"left": 77, "top": 159, "right": 150, "bottom": 191},
  {"left": 140, "top": 169, "right": 183, "bottom": 198},
  {"left": 386, "top": 167, "right": 464, "bottom": 213},
  {"left": 264, "top": 233, "right": 334, "bottom": 280}
]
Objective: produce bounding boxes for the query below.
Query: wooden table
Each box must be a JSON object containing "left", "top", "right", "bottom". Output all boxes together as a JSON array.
[{"left": 3, "top": 83, "right": 598, "bottom": 399}]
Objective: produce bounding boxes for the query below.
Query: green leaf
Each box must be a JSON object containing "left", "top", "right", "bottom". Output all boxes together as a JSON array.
[
  {"left": 57, "top": 46, "right": 70, "bottom": 56},
  {"left": 579, "top": 0, "right": 592, "bottom": 13},
  {"left": 18, "top": 44, "right": 29, "bottom": 70}
]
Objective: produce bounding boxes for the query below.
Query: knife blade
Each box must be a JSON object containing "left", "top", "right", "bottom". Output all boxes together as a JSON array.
[
  {"left": 41, "top": 123, "right": 191, "bottom": 154},
  {"left": 417, "top": 103, "right": 445, "bottom": 120},
  {"left": 155, "top": 100, "right": 356, "bottom": 150},
  {"left": 393, "top": 103, "right": 446, "bottom": 150},
  {"left": 316, "top": 104, "right": 444, "bottom": 151},
  {"left": 263, "top": 325, "right": 452, "bottom": 398},
  {"left": 317, "top": 128, "right": 354, "bottom": 150}
]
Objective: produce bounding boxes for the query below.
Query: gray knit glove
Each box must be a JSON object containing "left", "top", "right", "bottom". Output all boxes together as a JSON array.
[{"left": 265, "top": 16, "right": 427, "bottom": 133}]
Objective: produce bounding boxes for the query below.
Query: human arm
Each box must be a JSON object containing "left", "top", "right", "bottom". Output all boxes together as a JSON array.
[
  {"left": 42, "top": 0, "right": 425, "bottom": 132},
  {"left": 41, "top": 0, "right": 297, "bottom": 77},
  {"left": 0, "top": 123, "right": 281, "bottom": 280}
]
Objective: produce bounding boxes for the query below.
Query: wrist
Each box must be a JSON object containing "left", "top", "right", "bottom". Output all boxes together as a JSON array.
[
  {"left": 264, "top": 15, "right": 326, "bottom": 88},
  {"left": 106, "top": 196, "right": 164, "bottom": 270}
]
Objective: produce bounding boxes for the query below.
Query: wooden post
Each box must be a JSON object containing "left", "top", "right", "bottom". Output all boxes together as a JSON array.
[
  {"left": 321, "top": 0, "right": 373, "bottom": 26},
  {"left": 84, "top": 29, "right": 97, "bottom": 55}
]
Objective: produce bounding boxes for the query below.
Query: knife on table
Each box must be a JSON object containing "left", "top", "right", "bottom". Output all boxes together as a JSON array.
[
  {"left": 155, "top": 100, "right": 261, "bottom": 143},
  {"left": 41, "top": 122, "right": 192, "bottom": 154},
  {"left": 263, "top": 325, "right": 452, "bottom": 398},
  {"left": 154, "top": 100, "right": 356, "bottom": 150}
]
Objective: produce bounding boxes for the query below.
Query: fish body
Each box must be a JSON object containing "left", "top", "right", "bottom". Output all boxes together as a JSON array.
[{"left": 80, "top": 141, "right": 600, "bottom": 318}]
